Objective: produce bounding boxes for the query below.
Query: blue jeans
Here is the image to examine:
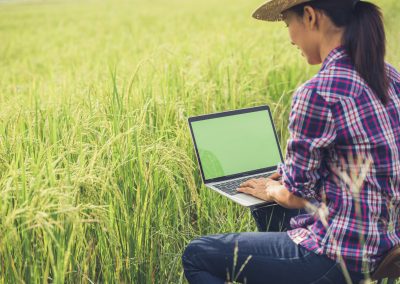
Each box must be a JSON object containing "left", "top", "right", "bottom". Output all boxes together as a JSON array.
[{"left": 182, "top": 204, "right": 365, "bottom": 284}]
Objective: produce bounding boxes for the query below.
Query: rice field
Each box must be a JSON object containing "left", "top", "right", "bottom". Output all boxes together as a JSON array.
[{"left": 0, "top": 0, "right": 399, "bottom": 283}]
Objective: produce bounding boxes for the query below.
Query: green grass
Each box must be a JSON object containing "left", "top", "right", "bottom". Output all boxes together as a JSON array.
[{"left": 0, "top": 0, "right": 399, "bottom": 283}]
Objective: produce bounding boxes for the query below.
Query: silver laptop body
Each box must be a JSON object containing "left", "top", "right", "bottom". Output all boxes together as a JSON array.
[{"left": 188, "top": 105, "right": 284, "bottom": 207}]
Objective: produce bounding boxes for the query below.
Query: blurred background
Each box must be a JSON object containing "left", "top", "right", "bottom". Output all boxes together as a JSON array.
[{"left": 0, "top": 0, "right": 399, "bottom": 283}]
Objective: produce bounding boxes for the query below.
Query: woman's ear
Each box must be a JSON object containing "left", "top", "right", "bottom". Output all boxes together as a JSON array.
[{"left": 302, "top": 6, "right": 318, "bottom": 30}]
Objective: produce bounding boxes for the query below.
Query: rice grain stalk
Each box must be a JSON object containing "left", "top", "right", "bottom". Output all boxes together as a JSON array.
[
  {"left": 224, "top": 240, "right": 252, "bottom": 284},
  {"left": 303, "top": 153, "right": 375, "bottom": 284},
  {"left": 331, "top": 154, "right": 374, "bottom": 283},
  {"left": 303, "top": 200, "right": 354, "bottom": 284}
]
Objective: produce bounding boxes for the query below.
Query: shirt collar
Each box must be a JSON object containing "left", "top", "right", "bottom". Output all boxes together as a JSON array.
[{"left": 320, "top": 45, "right": 348, "bottom": 71}]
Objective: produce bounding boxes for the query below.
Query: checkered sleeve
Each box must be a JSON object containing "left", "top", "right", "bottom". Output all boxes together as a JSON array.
[{"left": 277, "top": 86, "right": 337, "bottom": 200}]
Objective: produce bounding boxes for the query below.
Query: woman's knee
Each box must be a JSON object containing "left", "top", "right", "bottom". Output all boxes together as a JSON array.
[
  {"left": 182, "top": 235, "right": 216, "bottom": 269},
  {"left": 182, "top": 234, "right": 235, "bottom": 270},
  {"left": 182, "top": 237, "right": 201, "bottom": 269}
]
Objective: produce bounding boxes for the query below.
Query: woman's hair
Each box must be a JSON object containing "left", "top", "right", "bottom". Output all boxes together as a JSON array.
[{"left": 287, "top": 0, "right": 390, "bottom": 106}]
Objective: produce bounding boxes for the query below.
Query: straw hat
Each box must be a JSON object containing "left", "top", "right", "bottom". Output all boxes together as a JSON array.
[{"left": 252, "top": 0, "right": 312, "bottom": 22}]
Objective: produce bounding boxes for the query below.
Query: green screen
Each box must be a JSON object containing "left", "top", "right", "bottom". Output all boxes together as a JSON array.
[{"left": 191, "top": 110, "right": 282, "bottom": 180}]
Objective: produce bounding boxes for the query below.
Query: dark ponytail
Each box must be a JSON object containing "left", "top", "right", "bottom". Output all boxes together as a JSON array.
[
  {"left": 288, "top": 0, "right": 390, "bottom": 106},
  {"left": 344, "top": 1, "right": 389, "bottom": 105}
]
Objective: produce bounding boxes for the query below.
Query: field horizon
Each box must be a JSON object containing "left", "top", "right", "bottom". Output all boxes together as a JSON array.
[{"left": 0, "top": 0, "right": 399, "bottom": 283}]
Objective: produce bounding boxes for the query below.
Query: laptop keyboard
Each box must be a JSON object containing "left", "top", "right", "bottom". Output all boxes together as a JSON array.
[{"left": 213, "top": 173, "right": 273, "bottom": 196}]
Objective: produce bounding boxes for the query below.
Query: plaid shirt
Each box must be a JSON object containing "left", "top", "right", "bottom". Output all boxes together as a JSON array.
[{"left": 277, "top": 45, "right": 400, "bottom": 273}]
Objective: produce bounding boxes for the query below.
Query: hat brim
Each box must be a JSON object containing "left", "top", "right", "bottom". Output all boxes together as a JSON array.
[{"left": 252, "top": 0, "right": 312, "bottom": 22}]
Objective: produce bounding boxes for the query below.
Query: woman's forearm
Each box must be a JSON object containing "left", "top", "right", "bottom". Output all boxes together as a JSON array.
[{"left": 268, "top": 185, "right": 308, "bottom": 209}]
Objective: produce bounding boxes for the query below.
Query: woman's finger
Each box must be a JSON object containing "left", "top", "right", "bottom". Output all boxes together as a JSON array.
[
  {"left": 240, "top": 179, "right": 256, "bottom": 187},
  {"left": 269, "top": 172, "right": 281, "bottom": 180},
  {"left": 237, "top": 187, "right": 255, "bottom": 195}
]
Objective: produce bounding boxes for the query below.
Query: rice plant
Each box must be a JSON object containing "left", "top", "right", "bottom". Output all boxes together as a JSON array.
[{"left": 0, "top": 0, "right": 399, "bottom": 283}]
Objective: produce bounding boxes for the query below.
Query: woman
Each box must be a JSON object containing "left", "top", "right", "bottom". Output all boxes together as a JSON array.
[{"left": 182, "top": 0, "right": 400, "bottom": 283}]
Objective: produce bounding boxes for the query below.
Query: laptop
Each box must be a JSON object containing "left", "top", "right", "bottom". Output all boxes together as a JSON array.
[{"left": 188, "top": 105, "right": 284, "bottom": 207}]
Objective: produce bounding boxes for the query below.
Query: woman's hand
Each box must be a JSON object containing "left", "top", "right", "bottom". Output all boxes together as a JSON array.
[
  {"left": 269, "top": 172, "right": 283, "bottom": 183},
  {"left": 237, "top": 177, "right": 284, "bottom": 202}
]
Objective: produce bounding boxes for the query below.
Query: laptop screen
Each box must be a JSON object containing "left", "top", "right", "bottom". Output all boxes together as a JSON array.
[{"left": 189, "top": 107, "right": 283, "bottom": 182}]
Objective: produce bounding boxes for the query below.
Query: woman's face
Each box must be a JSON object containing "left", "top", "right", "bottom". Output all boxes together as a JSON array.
[{"left": 282, "top": 8, "right": 322, "bottom": 65}]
